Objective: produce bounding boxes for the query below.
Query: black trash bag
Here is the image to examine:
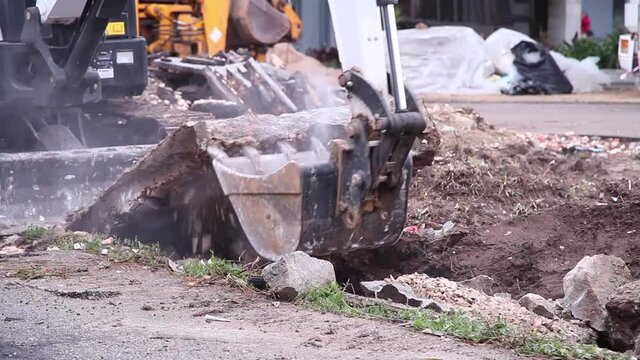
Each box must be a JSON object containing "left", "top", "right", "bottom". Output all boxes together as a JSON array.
[{"left": 503, "top": 41, "right": 573, "bottom": 95}]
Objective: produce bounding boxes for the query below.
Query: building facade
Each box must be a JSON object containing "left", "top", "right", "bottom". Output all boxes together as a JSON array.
[{"left": 291, "top": 0, "right": 625, "bottom": 52}]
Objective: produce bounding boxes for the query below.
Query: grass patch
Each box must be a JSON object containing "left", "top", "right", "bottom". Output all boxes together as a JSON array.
[
  {"left": 52, "top": 232, "right": 105, "bottom": 252},
  {"left": 48, "top": 231, "right": 165, "bottom": 268},
  {"left": 299, "top": 283, "right": 627, "bottom": 360},
  {"left": 108, "top": 240, "right": 165, "bottom": 268},
  {"left": 23, "top": 225, "right": 50, "bottom": 240},
  {"left": 182, "top": 254, "right": 247, "bottom": 280}
]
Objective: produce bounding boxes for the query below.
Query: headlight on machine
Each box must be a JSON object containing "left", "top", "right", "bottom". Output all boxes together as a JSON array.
[{"left": 116, "top": 51, "right": 135, "bottom": 65}]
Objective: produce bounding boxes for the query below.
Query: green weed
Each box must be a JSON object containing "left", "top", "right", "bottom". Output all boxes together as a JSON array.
[
  {"left": 182, "top": 254, "right": 247, "bottom": 280},
  {"left": 298, "top": 283, "right": 628, "bottom": 360},
  {"left": 23, "top": 225, "right": 50, "bottom": 240}
]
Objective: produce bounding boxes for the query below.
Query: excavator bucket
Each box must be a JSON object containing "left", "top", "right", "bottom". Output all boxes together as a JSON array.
[
  {"left": 153, "top": 55, "right": 321, "bottom": 117},
  {"left": 68, "top": 70, "right": 427, "bottom": 261}
]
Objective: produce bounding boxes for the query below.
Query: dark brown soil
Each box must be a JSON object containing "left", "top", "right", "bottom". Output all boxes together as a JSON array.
[{"left": 336, "top": 105, "right": 640, "bottom": 301}]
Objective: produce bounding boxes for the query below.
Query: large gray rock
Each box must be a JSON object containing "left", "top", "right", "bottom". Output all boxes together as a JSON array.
[
  {"left": 518, "top": 293, "right": 555, "bottom": 319},
  {"left": 460, "top": 275, "right": 496, "bottom": 295},
  {"left": 563, "top": 255, "right": 632, "bottom": 331},
  {"left": 262, "top": 251, "right": 336, "bottom": 301},
  {"left": 605, "top": 280, "right": 640, "bottom": 352}
]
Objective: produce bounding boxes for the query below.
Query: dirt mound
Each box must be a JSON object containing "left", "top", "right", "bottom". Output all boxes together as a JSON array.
[{"left": 336, "top": 104, "right": 640, "bottom": 301}]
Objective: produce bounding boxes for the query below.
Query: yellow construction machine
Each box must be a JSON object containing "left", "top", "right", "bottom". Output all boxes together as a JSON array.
[{"left": 137, "top": 0, "right": 302, "bottom": 60}]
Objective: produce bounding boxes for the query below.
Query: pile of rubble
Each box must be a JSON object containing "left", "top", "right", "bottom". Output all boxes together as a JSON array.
[
  {"left": 362, "top": 274, "right": 593, "bottom": 343},
  {"left": 534, "top": 133, "right": 640, "bottom": 157},
  {"left": 358, "top": 253, "right": 640, "bottom": 356}
]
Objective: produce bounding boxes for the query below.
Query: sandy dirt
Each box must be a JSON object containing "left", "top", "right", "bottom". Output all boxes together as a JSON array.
[{"left": 0, "top": 251, "right": 524, "bottom": 360}]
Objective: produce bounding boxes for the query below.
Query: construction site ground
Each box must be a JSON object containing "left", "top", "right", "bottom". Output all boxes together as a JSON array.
[
  {"left": 4, "top": 88, "right": 640, "bottom": 359},
  {"left": 0, "top": 251, "right": 521, "bottom": 360},
  {"left": 342, "top": 93, "right": 640, "bottom": 301}
]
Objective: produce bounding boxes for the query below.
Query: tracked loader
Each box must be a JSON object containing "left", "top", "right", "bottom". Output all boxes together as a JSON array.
[{"left": 1, "top": 0, "right": 434, "bottom": 261}]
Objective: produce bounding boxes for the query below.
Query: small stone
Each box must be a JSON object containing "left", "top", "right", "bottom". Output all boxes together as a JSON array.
[
  {"left": 73, "top": 243, "right": 85, "bottom": 250},
  {"left": 518, "top": 293, "right": 556, "bottom": 319},
  {"left": 73, "top": 231, "right": 89, "bottom": 237},
  {"left": 46, "top": 246, "right": 60, "bottom": 251},
  {"left": 493, "top": 293, "right": 512, "bottom": 299},
  {"left": 460, "top": 275, "right": 496, "bottom": 295},
  {"left": 97, "top": 262, "right": 111, "bottom": 270},
  {"left": 101, "top": 237, "right": 114, "bottom": 245},
  {"left": 101, "top": 249, "right": 109, "bottom": 256},
  {"left": 262, "top": 251, "right": 336, "bottom": 301},
  {"left": 2, "top": 235, "right": 21, "bottom": 246}
]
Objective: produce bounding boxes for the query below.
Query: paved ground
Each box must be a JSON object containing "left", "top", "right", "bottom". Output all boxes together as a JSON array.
[
  {"left": 421, "top": 90, "right": 640, "bottom": 137},
  {"left": 454, "top": 102, "right": 640, "bottom": 138},
  {"left": 0, "top": 251, "right": 524, "bottom": 360}
]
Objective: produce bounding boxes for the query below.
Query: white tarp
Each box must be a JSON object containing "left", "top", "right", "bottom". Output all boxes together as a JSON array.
[
  {"left": 399, "top": 26, "right": 610, "bottom": 94},
  {"left": 398, "top": 27, "right": 499, "bottom": 94}
]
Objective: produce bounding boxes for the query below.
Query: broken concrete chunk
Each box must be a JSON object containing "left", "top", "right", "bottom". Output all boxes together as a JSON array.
[
  {"left": 360, "top": 281, "right": 450, "bottom": 312},
  {"left": 262, "top": 251, "right": 336, "bottom": 301},
  {"left": 563, "top": 255, "right": 632, "bottom": 331},
  {"left": 361, "top": 281, "right": 423, "bottom": 307},
  {"left": 0, "top": 246, "right": 24, "bottom": 256},
  {"left": 460, "top": 275, "right": 496, "bottom": 295},
  {"left": 518, "top": 293, "right": 556, "bottom": 319},
  {"left": 605, "top": 280, "right": 640, "bottom": 352}
]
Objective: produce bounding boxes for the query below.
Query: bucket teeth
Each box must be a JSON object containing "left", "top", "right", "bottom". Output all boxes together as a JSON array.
[
  {"left": 310, "top": 137, "right": 330, "bottom": 161},
  {"left": 242, "top": 146, "right": 263, "bottom": 174},
  {"left": 277, "top": 141, "right": 296, "bottom": 161},
  {"left": 207, "top": 146, "right": 229, "bottom": 160}
]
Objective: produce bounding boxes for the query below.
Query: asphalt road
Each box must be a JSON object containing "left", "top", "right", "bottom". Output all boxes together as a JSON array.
[{"left": 451, "top": 102, "right": 640, "bottom": 138}]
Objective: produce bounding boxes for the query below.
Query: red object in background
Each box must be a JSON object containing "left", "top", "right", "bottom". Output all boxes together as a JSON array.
[{"left": 581, "top": 13, "right": 592, "bottom": 35}]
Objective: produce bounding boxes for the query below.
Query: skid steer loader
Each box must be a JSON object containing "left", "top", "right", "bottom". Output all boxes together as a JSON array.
[{"left": 67, "top": 0, "right": 431, "bottom": 261}]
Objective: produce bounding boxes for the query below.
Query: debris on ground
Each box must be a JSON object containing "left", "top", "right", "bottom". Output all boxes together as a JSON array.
[
  {"left": 0, "top": 245, "right": 24, "bottom": 256},
  {"left": 534, "top": 133, "right": 640, "bottom": 157},
  {"left": 262, "top": 251, "right": 336, "bottom": 301},
  {"left": 393, "top": 274, "right": 595, "bottom": 343},
  {"left": 360, "top": 280, "right": 451, "bottom": 312},
  {"left": 399, "top": 26, "right": 609, "bottom": 95},
  {"left": 518, "top": 293, "right": 556, "bottom": 319},
  {"left": 334, "top": 102, "right": 640, "bottom": 303},
  {"left": 204, "top": 314, "right": 231, "bottom": 323},
  {"left": 563, "top": 255, "right": 632, "bottom": 331}
]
